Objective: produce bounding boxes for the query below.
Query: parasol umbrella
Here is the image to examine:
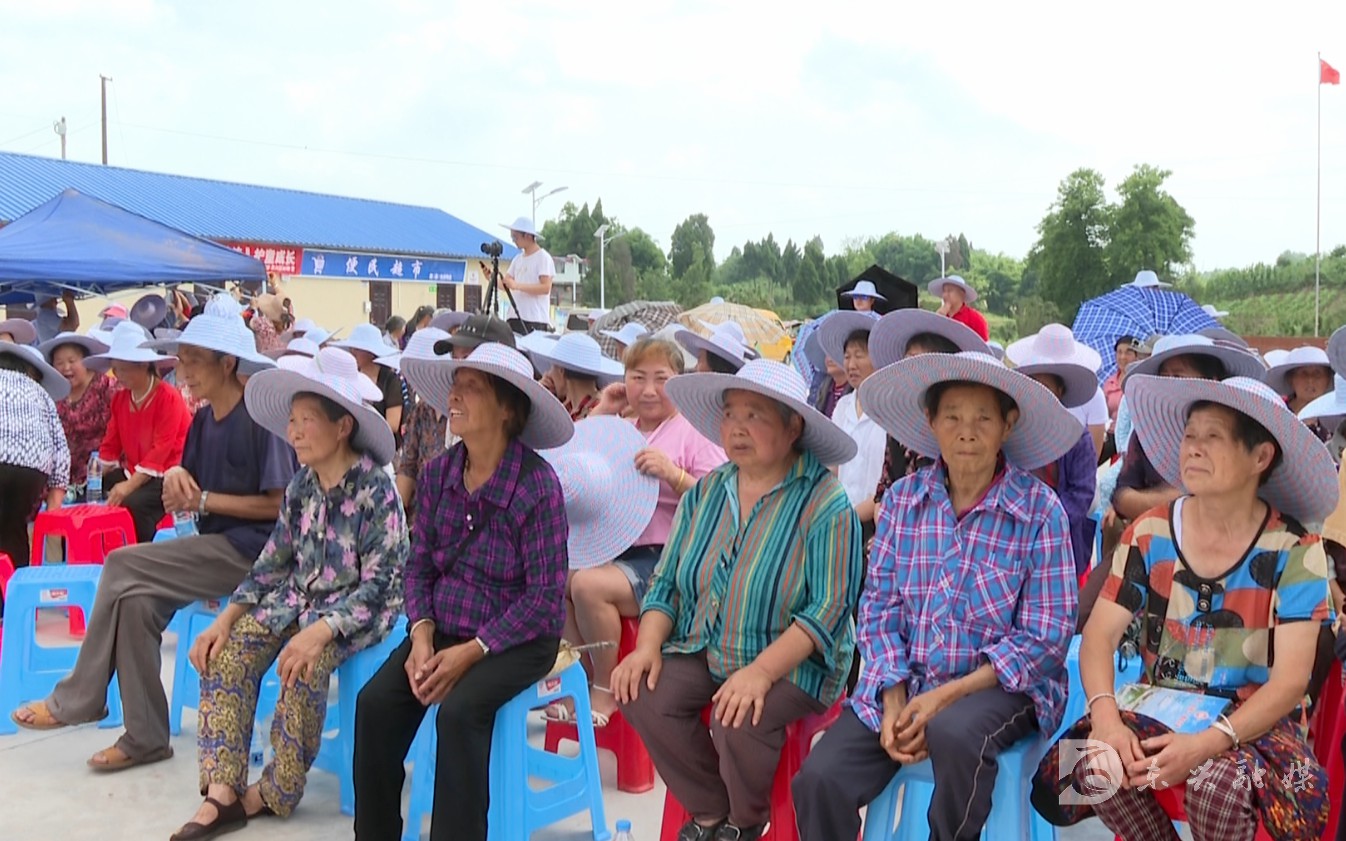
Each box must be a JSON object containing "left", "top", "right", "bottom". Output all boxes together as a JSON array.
[
  {"left": 678, "top": 300, "right": 790, "bottom": 360},
  {"left": 1072, "top": 285, "right": 1218, "bottom": 381},
  {"left": 791, "top": 310, "right": 846, "bottom": 384},
  {"left": 835, "top": 264, "right": 918, "bottom": 315},
  {"left": 588, "top": 300, "right": 683, "bottom": 359}
]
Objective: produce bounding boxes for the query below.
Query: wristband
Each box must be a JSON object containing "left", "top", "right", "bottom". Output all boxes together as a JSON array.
[
  {"left": 410, "top": 618, "right": 435, "bottom": 637},
  {"left": 198, "top": 490, "right": 210, "bottom": 516},
  {"left": 1086, "top": 692, "right": 1117, "bottom": 711},
  {"left": 1212, "top": 714, "right": 1240, "bottom": 748},
  {"left": 474, "top": 636, "right": 490, "bottom": 656}
]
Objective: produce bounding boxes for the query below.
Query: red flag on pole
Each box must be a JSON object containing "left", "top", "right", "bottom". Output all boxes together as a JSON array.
[{"left": 1323, "top": 59, "right": 1341, "bottom": 85}]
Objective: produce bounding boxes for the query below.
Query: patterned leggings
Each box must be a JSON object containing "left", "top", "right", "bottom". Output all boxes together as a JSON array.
[
  {"left": 1076, "top": 752, "right": 1256, "bottom": 841},
  {"left": 197, "top": 614, "right": 344, "bottom": 817}
]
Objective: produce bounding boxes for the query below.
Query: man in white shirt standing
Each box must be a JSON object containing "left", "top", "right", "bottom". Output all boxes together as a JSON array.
[{"left": 499, "top": 216, "right": 556, "bottom": 333}]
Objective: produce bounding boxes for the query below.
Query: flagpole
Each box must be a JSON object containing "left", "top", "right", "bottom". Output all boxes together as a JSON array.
[{"left": 1317, "top": 51, "right": 1323, "bottom": 337}]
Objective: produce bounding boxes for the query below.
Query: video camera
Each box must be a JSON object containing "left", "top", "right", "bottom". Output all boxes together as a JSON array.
[{"left": 481, "top": 240, "right": 504, "bottom": 258}]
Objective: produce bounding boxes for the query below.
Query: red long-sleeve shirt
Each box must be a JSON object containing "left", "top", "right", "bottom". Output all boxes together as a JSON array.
[
  {"left": 949, "top": 304, "right": 989, "bottom": 341},
  {"left": 98, "top": 379, "right": 192, "bottom": 476}
]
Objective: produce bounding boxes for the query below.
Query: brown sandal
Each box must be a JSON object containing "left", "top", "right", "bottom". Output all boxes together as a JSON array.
[
  {"left": 10, "top": 702, "right": 67, "bottom": 731},
  {"left": 87, "top": 744, "right": 174, "bottom": 773},
  {"left": 169, "top": 796, "right": 248, "bottom": 841}
]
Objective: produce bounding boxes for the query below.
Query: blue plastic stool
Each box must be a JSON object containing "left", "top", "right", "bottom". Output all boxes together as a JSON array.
[
  {"left": 152, "top": 528, "right": 176, "bottom": 543},
  {"left": 1054, "top": 635, "right": 1143, "bottom": 743},
  {"left": 0, "top": 565, "right": 123, "bottom": 735},
  {"left": 403, "top": 661, "right": 610, "bottom": 841},
  {"left": 167, "top": 600, "right": 280, "bottom": 737},
  {"left": 311, "top": 616, "right": 408, "bottom": 816},
  {"left": 861, "top": 735, "right": 1056, "bottom": 841}
]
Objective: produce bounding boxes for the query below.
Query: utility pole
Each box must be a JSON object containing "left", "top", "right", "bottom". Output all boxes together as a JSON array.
[
  {"left": 53, "top": 117, "right": 66, "bottom": 159},
  {"left": 100, "top": 74, "right": 112, "bottom": 165}
]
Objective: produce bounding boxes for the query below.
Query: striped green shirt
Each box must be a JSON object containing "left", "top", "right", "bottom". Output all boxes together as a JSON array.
[{"left": 643, "top": 449, "right": 862, "bottom": 704}]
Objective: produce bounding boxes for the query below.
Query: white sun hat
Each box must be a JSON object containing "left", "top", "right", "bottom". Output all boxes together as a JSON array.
[
  {"left": 129, "top": 293, "right": 169, "bottom": 330},
  {"left": 1300, "top": 374, "right": 1346, "bottom": 428},
  {"left": 85, "top": 321, "right": 178, "bottom": 374},
  {"left": 1201, "top": 304, "right": 1230, "bottom": 319},
  {"left": 333, "top": 323, "right": 395, "bottom": 359},
  {"left": 142, "top": 294, "right": 277, "bottom": 376},
  {"left": 244, "top": 346, "right": 396, "bottom": 465},
  {"left": 515, "top": 329, "right": 562, "bottom": 377},
  {"left": 1127, "top": 270, "right": 1171, "bottom": 289},
  {"left": 927, "top": 274, "right": 978, "bottom": 303},
  {"left": 1330, "top": 326, "right": 1346, "bottom": 378},
  {"left": 1004, "top": 323, "right": 1102, "bottom": 409},
  {"left": 264, "top": 336, "right": 321, "bottom": 361},
  {"left": 0, "top": 341, "right": 71, "bottom": 400},
  {"left": 501, "top": 216, "right": 541, "bottom": 238},
  {"left": 676, "top": 320, "right": 758, "bottom": 371},
  {"left": 1263, "top": 348, "right": 1291, "bottom": 368},
  {"left": 1128, "top": 374, "right": 1339, "bottom": 524},
  {"left": 867, "top": 307, "right": 990, "bottom": 368},
  {"left": 0, "top": 318, "right": 37, "bottom": 346},
  {"left": 858, "top": 351, "right": 1083, "bottom": 470},
  {"left": 840, "top": 279, "right": 887, "bottom": 302},
  {"left": 1264, "top": 346, "right": 1333, "bottom": 396},
  {"left": 39, "top": 331, "right": 109, "bottom": 362},
  {"left": 665, "top": 358, "right": 858, "bottom": 465},
  {"left": 599, "top": 321, "right": 650, "bottom": 349},
  {"left": 529, "top": 332, "right": 625, "bottom": 384},
  {"left": 1123, "top": 334, "right": 1267, "bottom": 384},
  {"left": 377, "top": 327, "right": 450, "bottom": 371},
  {"left": 539, "top": 416, "right": 660, "bottom": 569},
  {"left": 401, "top": 342, "right": 574, "bottom": 450},
  {"left": 816, "top": 310, "right": 880, "bottom": 366}
]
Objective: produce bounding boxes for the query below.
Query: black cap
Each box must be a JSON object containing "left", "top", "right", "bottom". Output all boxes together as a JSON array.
[{"left": 435, "top": 314, "right": 516, "bottom": 355}]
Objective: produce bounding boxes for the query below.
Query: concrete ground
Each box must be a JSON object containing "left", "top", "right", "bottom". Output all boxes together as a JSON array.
[{"left": 0, "top": 611, "right": 1124, "bottom": 841}]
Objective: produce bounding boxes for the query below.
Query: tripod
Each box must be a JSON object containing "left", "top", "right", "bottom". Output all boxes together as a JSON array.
[{"left": 480, "top": 251, "right": 537, "bottom": 335}]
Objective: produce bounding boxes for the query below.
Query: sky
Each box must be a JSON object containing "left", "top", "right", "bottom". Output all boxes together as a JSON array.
[{"left": 2, "top": 0, "right": 1346, "bottom": 271}]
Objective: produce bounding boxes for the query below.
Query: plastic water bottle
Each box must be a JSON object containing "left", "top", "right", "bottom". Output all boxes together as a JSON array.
[
  {"left": 614, "top": 819, "right": 633, "bottom": 841},
  {"left": 86, "top": 455, "right": 103, "bottom": 503},
  {"left": 172, "top": 510, "right": 198, "bottom": 538}
]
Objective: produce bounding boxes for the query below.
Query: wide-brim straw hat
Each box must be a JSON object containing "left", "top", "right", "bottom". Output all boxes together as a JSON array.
[
  {"left": 1128, "top": 270, "right": 1171, "bottom": 289},
  {"left": 516, "top": 330, "right": 561, "bottom": 377},
  {"left": 857, "top": 351, "right": 1083, "bottom": 470},
  {"left": 676, "top": 321, "right": 758, "bottom": 371},
  {"left": 501, "top": 216, "right": 541, "bottom": 238},
  {"left": 401, "top": 342, "right": 574, "bottom": 450},
  {"left": 539, "top": 416, "right": 659, "bottom": 569},
  {"left": 1265, "top": 346, "right": 1333, "bottom": 396},
  {"left": 1128, "top": 374, "right": 1339, "bottom": 524},
  {"left": 1124, "top": 333, "right": 1267, "bottom": 384},
  {"left": 129, "top": 293, "right": 169, "bottom": 330},
  {"left": 0, "top": 318, "right": 37, "bottom": 346},
  {"left": 1202, "top": 304, "right": 1230, "bottom": 319},
  {"left": 264, "top": 336, "right": 321, "bottom": 361},
  {"left": 245, "top": 347, "right": 396, "bottom": 465},
  {"left": 665, "top": 358, "right": 857, "bottom": 466},
  {"left": 378, "top": 327, "right": 450, "bottom": 371},
  {"left": 86, "top": 321, "right": 178, "bottom": 374},
  {"left": 530, "top": 332, "right": 625, "bottom": 384},
  {"left": 867, "top": 307, "right": 990, "bottom": 368},
  {"left": 39, "top": 331, "right": 109, "bottom": 362},
  {"left": 1004, "top": 323, "right": 1102, "bottom": 409},
  {"left": 1300, "top": 375, "right": 1346, "bottom": 428},
  {"left": 142, "top": 294, "right": 276, "bottom": 377},
  {"left": 841, "top": 279, "right": 887, "bottom": 302},
  {"left": 927, "top": 274, "right": 978, "bottom": 303},
  {"left": 1329, "top": 325, "right": 1346, "bottom": 378},
  {"left": 0, "top": 340, "right": 71, "bottom": 400},
  {"left": 253, "top": 293, "right": 284, "bottom": 323},
  {"left": 332, "top": 323, "right": 394, "bottom": 359},
  {"left": 599, "top": 321, "right": 650, "bottom": 349},
  {"left": 816, "top": 310, "right": 880, "bottom": 366}
]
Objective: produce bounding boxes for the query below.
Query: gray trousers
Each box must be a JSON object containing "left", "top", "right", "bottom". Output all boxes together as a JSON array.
[
  {"left": 46, "top": 534, "right": 254, "bottom": 760},
  {"left": 792, "top": 686, "right": 1036, "bottom": 841}
]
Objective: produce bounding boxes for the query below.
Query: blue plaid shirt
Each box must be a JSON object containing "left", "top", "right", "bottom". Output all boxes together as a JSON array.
[{"left": 852, "top": 461, "right": 1077, "bottom": 734}]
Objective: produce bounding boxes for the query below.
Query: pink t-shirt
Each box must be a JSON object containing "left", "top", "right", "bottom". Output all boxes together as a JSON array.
[{"left": 632, "top": 412, "right": 727, "bottom": 547}]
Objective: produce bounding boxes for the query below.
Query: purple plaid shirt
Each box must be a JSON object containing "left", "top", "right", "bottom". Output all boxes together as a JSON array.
[
  {"left": 852, "top": 460, "right": 1077, "bottom": 735},
  {"left": 405, "top": 438, "right": 569, "bottom": 652}
]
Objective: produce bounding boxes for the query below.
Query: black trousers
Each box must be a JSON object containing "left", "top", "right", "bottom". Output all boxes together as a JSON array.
[
  {"left": 0, "top": 463, "right": 47, "bottom": 612},
  {"left": 352, "top": 633, "right": 558, "bottom": 841},
  {"left": 506, "top": 318, "right": 553, "bottom": 335},
  {"left": 792, "top": 688, "right": 1036, "bottom": 841},
  {"left": 104, "top": 469, "right": 166, "bottom": 544}
]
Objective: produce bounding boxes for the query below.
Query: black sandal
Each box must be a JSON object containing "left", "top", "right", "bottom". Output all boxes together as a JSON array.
[{"left": 168, "top": 796, "right": 247, "bottom": 841}]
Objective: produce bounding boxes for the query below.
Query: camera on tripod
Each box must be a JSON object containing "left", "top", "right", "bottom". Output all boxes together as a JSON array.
[{"left": 481, "top": 240, "right": 504, "bottom": 258}]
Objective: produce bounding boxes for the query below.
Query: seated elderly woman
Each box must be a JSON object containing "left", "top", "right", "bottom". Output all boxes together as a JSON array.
[
  {"left": 40, "top": 332, "right": 115, "bottom": 501},
  {"left": 792, "top": 351, "right": 1080, "bottom": 841},
  {"left": 560, "top": 337, "right": 726, "bottom": 725},
  {"left": 1037, "top": 374, "right": 1338, "bottom": 840},
  {"left": 86, "top": 320, "right": 193, "bottom": 542},
  {"left": 1266, "top": 345, "right": 1335, "bottom": 441},
  {"left": 612, "top": 359, "right": 862, "bottom": 841},
  {"left": 354, "top": 342, "right": 574, "bottom": 841},
  {"left": 532, "top": 331, "right": 623, "bottom": 421},
  {"left": 169, "top": 347, "right": 407, "bottom": 840},
  {"left": 676, "top": 320, "right": 757, "bottom": 374}
]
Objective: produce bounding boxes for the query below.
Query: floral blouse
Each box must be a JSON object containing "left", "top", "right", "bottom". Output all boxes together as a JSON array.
[
  {"left": 249, "top": 314, "right": 285, "bottom": 354},
  {"left": 231, "top": 454, "right": 409, "bottom": 656},
  {"left": 59, "top": 373, "right": 119, "bottom": 486},
  {"left": 396, "top": 400, "right": 447, "bottom": 484}
]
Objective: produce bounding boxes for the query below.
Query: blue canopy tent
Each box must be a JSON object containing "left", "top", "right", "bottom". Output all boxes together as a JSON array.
[{"left": 0, "top": 188, "right": 266, "bottom": 304}]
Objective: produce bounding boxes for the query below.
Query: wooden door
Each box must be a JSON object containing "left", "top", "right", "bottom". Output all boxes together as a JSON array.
[
  {"left": 463, "top": 284, "right": 482, "bottom": 314},
  {"left": 436, "top": 284, "right": 457, "bottom": 311},
  {"left": 368, "top": 281, "right": 392, "bottom": 325}
]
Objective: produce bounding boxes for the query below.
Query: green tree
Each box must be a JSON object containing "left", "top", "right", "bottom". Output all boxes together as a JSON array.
[
  {"left": 669, "top": 214, "right": 716, "bottom": 280},
  {"left": 673, "top": 243, "right": 714, "bottom": 306},
  {"left": 1105, "top": 164, "right": 1195, "bottom": 285},
  {"left": 1012, "top": 295, "right": 1063, "bottom": 337},
  {"left": 1027, "top": 168, "right": 1112, "bottom": 320}
]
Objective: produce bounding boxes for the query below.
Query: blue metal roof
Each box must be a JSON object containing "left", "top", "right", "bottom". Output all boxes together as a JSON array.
[{"left": 0, "top": 151, "right": 512, "bottom": 260}]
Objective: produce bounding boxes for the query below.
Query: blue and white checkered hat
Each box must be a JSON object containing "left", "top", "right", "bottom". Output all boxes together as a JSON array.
[{"left": 666, "top": 358, "right": 857, "bottom": 466}]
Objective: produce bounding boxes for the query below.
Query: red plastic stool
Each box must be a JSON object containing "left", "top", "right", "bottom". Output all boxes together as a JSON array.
[
  {"left": 1312, "top": 662, "right": 1345, "bottom": 841},
  {"left": 659, "top": 698, "right": 843, "bottom": 841},
  {"left": 1113, "top": 781, "right": 1273, "bottom": 841},
  {"left": 0, "top": 552, "right": 14, "bottom": 669},
  {"left": 545, "top": 617, "right": 655, "bottom": 793},
  {"left": 30, "top": 504, "right": 135, "bottom": 634}
]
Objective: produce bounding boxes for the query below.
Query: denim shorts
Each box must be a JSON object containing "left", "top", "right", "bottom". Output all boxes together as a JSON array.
[{"left": 612, "top": 544, "right": 664, "bottom": 604}]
